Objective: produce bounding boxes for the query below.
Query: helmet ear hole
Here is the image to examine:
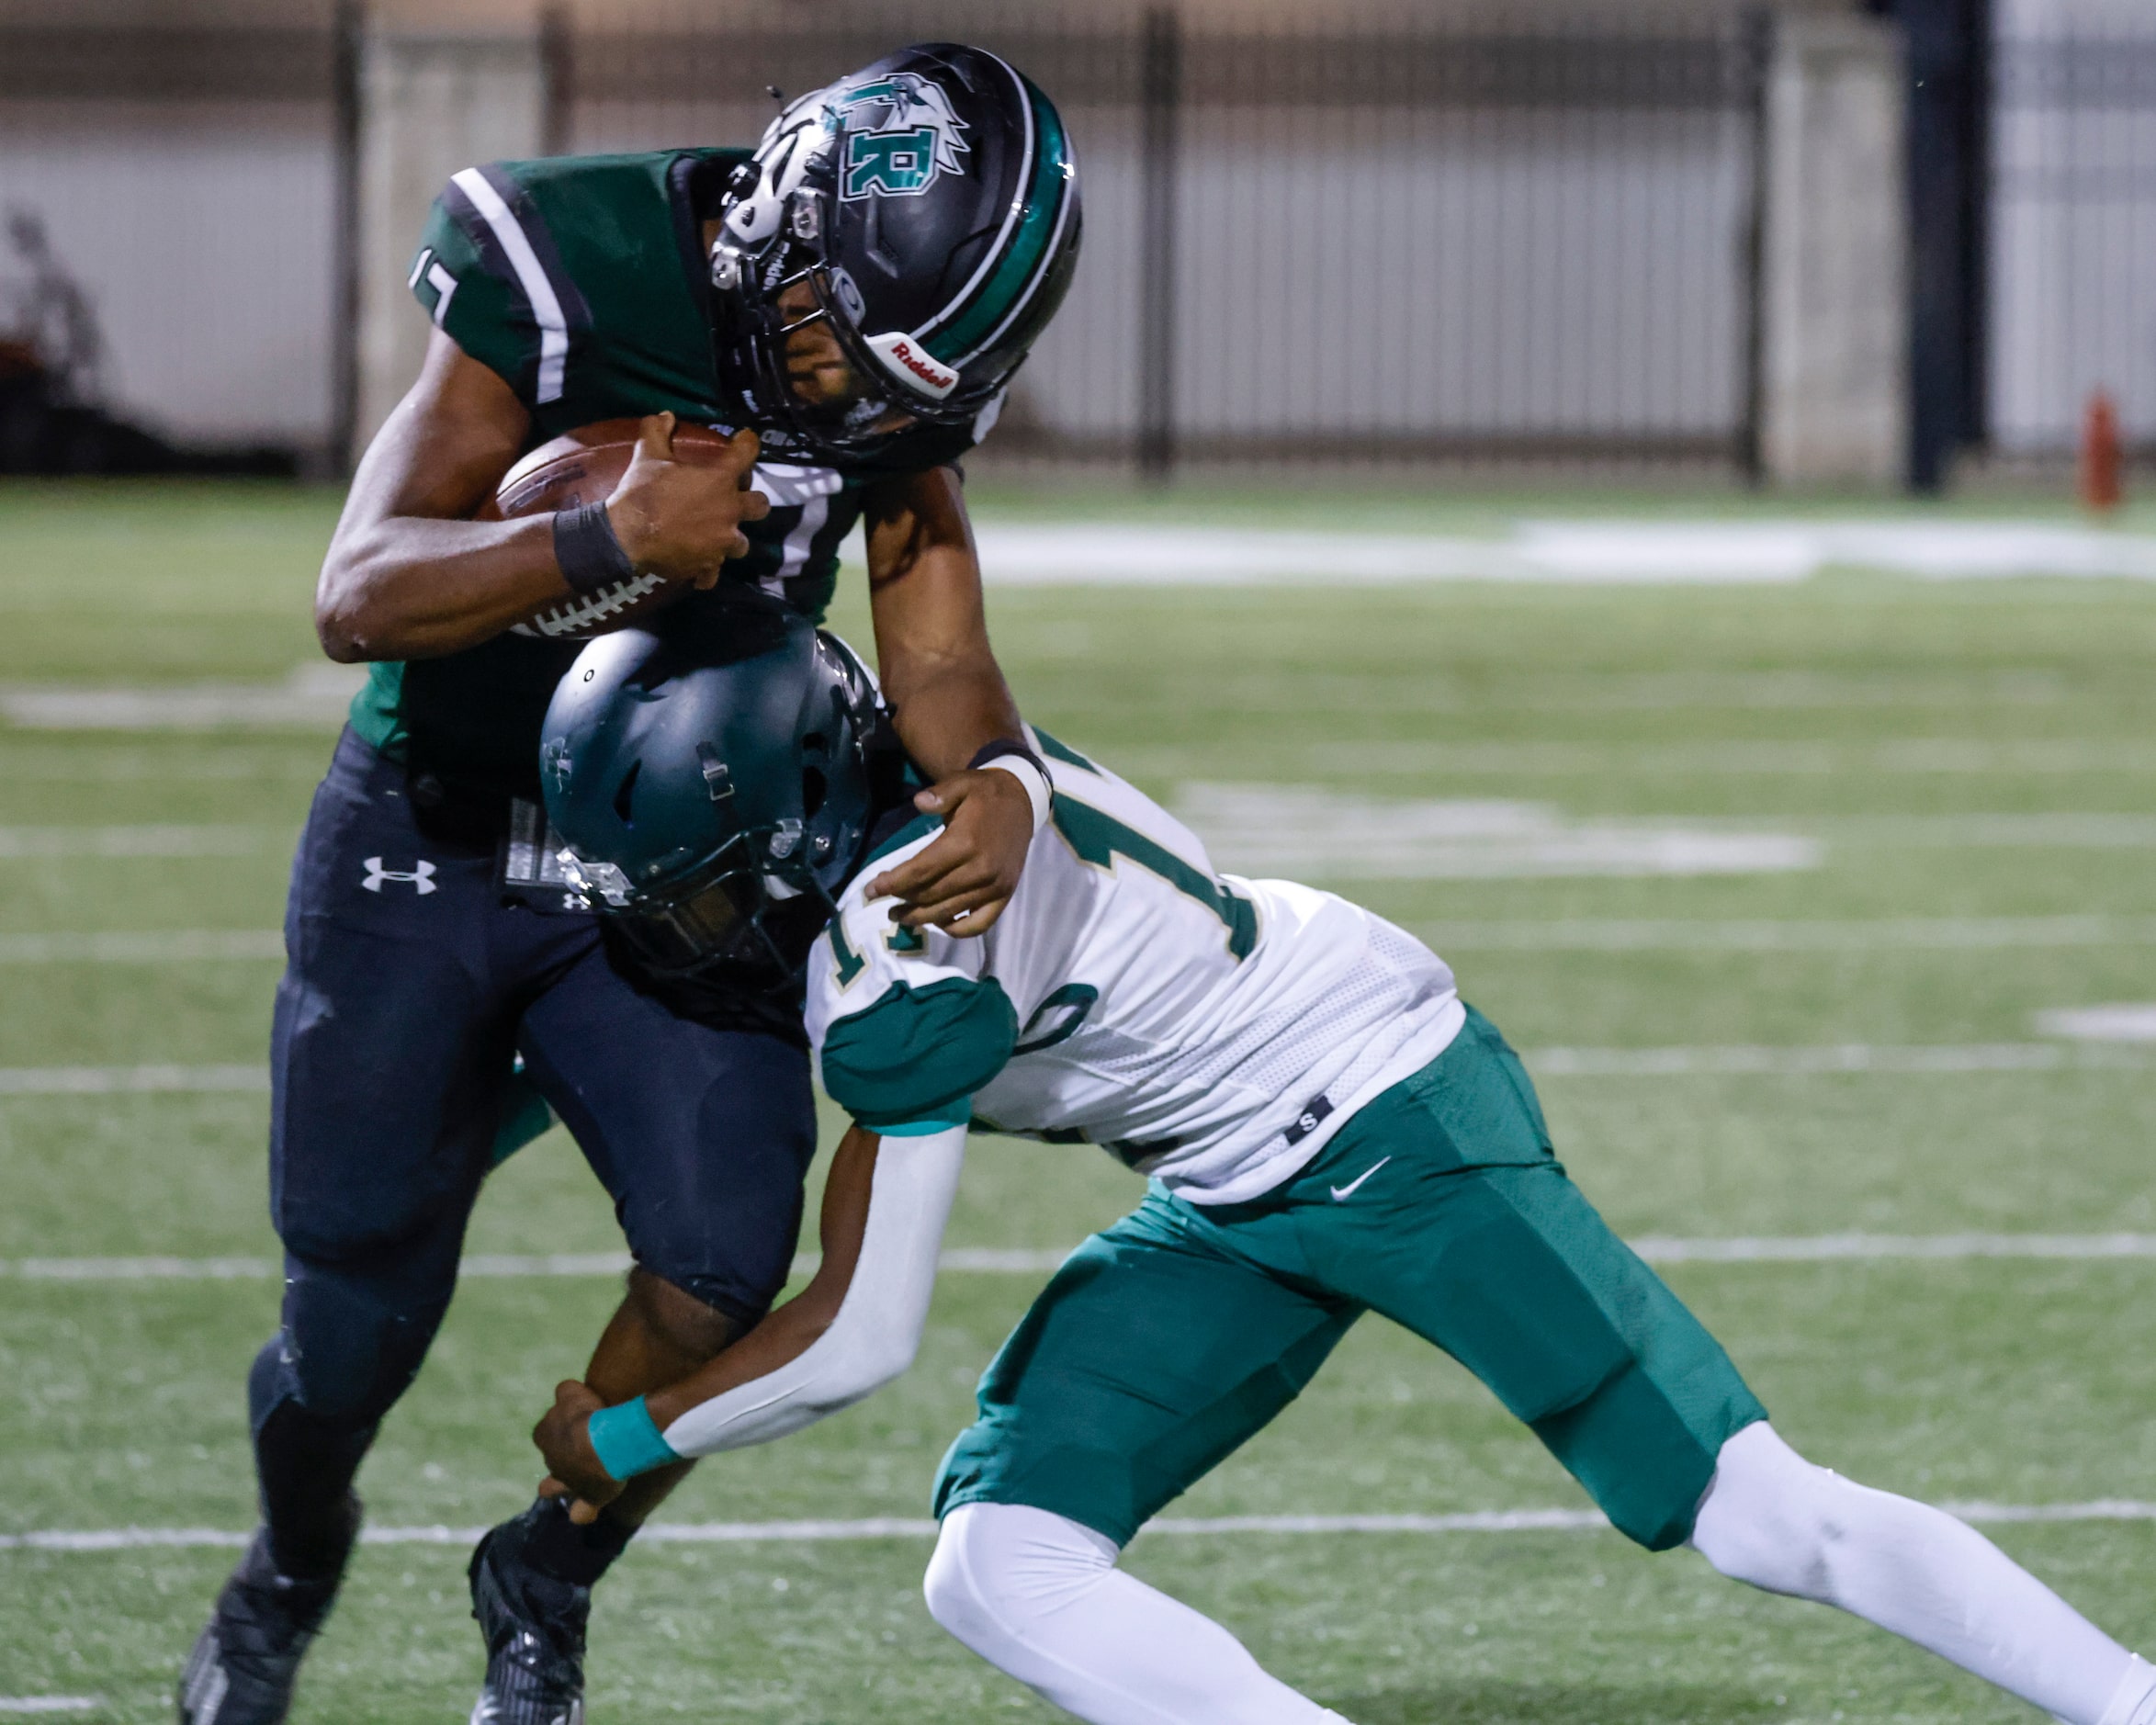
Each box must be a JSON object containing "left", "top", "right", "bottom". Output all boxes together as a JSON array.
[
  {"left": 802, "top": 765, "right": 828, "bottom": 819},
  {"left": 613, "top": 761, "right": 642, "bottom": 826}
]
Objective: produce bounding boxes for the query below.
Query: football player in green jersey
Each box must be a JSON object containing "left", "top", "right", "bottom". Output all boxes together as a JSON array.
[{"left": 177, "top": 42, "right": 1081, "bottom": 1725}]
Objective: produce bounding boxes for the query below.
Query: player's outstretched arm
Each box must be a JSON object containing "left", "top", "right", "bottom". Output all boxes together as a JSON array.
[
  {"left": 859, "top": 467, "right": 1040, "bottom": 936},
  {"left": 534, "top": 1122, "right": 965, "bottom": 1518},
  {"left": 315, "top": 332, "right": 769, "bottom": 662}
]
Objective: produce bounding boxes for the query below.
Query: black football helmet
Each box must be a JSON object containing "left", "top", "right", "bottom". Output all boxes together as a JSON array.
[
  {"left": 539, "top": 601, "right": 904, "bottom": 989},
  {"left": 709, "top": 42, "right": 1082, "bottom": 462}
]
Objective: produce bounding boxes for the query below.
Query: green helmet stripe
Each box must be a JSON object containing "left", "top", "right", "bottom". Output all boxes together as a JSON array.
[{"left": 921, "top": 82, "right": 1072, "bottom": 367}]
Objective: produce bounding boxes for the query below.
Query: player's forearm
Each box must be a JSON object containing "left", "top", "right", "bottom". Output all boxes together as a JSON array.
[
  {"left": 863, "top": 467, "right": 1027, "bottom": 777},
  {"left": 316, "top": 513, "right": 577, "bottom": 662},
  {"left": 882, "top": 653, "right": 1028, "bottom": 780},
  {"left": 315, "top": 326, "right": 562, "bottom": 661},
  {"left": 628, "top": 1123, "right": 965, "bottom": 1460}
]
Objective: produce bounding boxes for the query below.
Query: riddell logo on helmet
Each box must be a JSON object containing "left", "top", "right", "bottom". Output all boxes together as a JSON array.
[{"left": 865, "top": 331, "right": 959, "bottom": 400}]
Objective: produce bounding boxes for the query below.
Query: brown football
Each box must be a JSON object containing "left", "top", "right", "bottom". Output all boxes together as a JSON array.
[{"left": 484, "top": 417, "right": 739, "bottom": 642}]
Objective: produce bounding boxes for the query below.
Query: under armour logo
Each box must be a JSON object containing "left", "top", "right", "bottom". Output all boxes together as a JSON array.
[{"left": 362, "top": 856, "right": 436, "bottom": 895}]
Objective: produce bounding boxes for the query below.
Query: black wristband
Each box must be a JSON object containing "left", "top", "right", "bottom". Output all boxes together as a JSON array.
[
  {"left": 552, "top": 500, "right": 638, "bottom": 596},
  {"left": 967, "top": 738, "right": 1047, "bottom": 776}
]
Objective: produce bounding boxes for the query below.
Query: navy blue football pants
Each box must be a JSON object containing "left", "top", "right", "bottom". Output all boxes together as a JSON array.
[{"left": 250, "top": 731, "right": 814, "bottom": 1573}]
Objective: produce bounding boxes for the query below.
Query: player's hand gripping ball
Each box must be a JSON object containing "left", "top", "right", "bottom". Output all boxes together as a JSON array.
[{"left": 486, "top": 412, "right": 770, "bottom": 641}]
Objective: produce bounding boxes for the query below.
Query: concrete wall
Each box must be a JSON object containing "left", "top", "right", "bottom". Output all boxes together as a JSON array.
[
  {"left": 353, "top": 24, "right": 546, "bottom": 452},
  {"left": 579, "top": 95, "right": 1755, "bottom": 453},
  {"left": 0, "top": 0, "right": 1915, "bottom": 465},
  {"left": 0, "top": 100, "right": 334, "bottom": 449},
  {"left": 1758, "top": 12, "right": 1907, "bottom": 485}
]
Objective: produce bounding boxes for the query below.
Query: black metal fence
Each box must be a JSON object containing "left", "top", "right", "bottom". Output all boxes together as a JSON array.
[
  {"left": 35, "top": 6, "right": 2156, "bottom": 479},
  {"left": 1992, "top": 28, "right": 2156, "bottom": 454},
  {"left": 568, "top": 6, "right": 1771, "bottom": 474}
]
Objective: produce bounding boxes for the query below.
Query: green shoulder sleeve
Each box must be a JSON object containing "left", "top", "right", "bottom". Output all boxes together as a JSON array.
[
  {"left": 821, "top": 976, "right": 1018, "bottom": 1132},
  {"left": 407, "top": 163, "right": 577, "bottom": 405}
]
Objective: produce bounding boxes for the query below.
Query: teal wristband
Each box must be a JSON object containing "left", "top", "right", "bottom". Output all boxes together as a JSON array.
[
  {"left": 874, "top": 1112, "right": 969, "bottom": 1137},
  {"left": 585, "top": 1396, "right": 680, "bottom": 1482}
]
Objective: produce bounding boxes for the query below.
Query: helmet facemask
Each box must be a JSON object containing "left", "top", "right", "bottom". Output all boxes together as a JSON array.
[
  {"left": 579, "top": 819, "right": 841, "bottom": 991},
  {"left": 719, "top": 257, "right": 945, "bottom": 459}
]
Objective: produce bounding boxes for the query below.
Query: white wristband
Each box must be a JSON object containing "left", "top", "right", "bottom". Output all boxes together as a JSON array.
[{"left": 984, "top": 754, "right": 1052, "bottom": 834}]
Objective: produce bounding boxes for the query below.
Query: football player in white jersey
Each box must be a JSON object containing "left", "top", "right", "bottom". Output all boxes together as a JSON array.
[{"left": 527, "top": 617, "right": 2154, "bottom": 1725}]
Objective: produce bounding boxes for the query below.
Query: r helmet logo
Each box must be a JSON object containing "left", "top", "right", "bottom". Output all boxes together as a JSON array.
[
  {"left": 362, "top": 856, "right": 437, "bottom": 895},
  {"left": 830, "top": 73, "right": 970, "bottom": 200}
]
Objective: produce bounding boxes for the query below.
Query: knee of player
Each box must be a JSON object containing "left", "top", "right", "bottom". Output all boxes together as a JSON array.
[
  {"left": 1690, "top": 1421, "right": 1849, "bottom": 1596},
  {"left": 626, "top": 1267, "right": 741, "bottom": 1362},
  {"left": 925, "top": 1502, "right": 1118, "bottom": 1641},
  {"left": 922, "top": 1516, "right": 983, "bottom": 1640}
]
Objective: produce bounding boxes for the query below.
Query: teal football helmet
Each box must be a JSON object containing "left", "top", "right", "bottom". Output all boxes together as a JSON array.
[{"left": 539, "top": 601, "right": 901, "bottom": 988}]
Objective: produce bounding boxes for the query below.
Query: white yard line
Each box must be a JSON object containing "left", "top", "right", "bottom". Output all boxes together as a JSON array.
[
  {"left": 1414, "top": 915, "right": 2156, "bottom": 953},
  {"left": 1117, "top": 738, "right": 2156, "bottom": 779},
  {"left": 0, "top": 665, "right": 365, "bottom": 731},
  {"left": 28, "top": 1043, "right": 2133, "bottom": 1104},
  {"left": 7, "top": 1235, "right": 2156, "bottom": 1284},
  {"left": 0, "top": 919, "right": 2140, "bottom": 965},
  {"left": 0, "top": 827, "right": 274, "bottom": 859},
  {"left": 1631, "top": 1234, "right": 2156, "bottom": 1262},
  {"left": 1530, "top": 1043, "right": 2154, "bottom": 1076},
  {"left": 0, "top": 1703, "right": 102, "bottom": 1716},
  {"left": 0, "top": 919, "right": 2139, "bottom": 967},
  {"left": 1823, "top": 813, "right": 2156, "bottom": 849},
  {"left": 0, "top": 1066, "right": 268, "bottom": 1096},
  {"left": 0, "top": 1250, "right": 1075, "bottom": 1282},
  {"left": 0, "top": 931, "right": 284, "bottom": 964},
  {"left": 7, "top": 1500, "right": 2156, "bottom": 1554}
]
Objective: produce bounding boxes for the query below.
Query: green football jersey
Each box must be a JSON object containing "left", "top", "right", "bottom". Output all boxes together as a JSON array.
[{"left": 348, "top": 150, "right": 987, "bottom": 801}]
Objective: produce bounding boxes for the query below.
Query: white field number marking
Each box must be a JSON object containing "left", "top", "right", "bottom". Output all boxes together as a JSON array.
[
  {"left": 1174, "top": 785, "right": 1818, "bottom": 880},
  {"left": 2035, "top": 1005, "right": 2156, "bottom": 1043},
  {"left": 940, "top": 520, "right": 2156, "bottom": 587}
]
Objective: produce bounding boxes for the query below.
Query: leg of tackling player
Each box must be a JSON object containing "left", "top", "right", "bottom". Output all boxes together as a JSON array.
[{"left": 924, "top": 1009, "right": 2153, "bottom": 1725}]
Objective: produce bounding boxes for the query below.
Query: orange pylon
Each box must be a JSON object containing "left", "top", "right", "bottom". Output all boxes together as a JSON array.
[{"left": 2082, "top": 390, "right": 2124, "bottom": 512}]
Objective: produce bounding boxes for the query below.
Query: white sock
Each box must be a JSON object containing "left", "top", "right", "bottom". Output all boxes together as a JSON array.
[
  {"left": 1692, "top": 1422, "right": 2144, "bottom": 1724},
  {"left": 924, "top": 1502, "right": 1349, "bottom": 1725}
]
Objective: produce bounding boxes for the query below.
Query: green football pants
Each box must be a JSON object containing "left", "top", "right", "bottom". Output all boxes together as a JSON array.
[{"left": 934, "top": 1007, "right": 1767, "bottom": 1550}]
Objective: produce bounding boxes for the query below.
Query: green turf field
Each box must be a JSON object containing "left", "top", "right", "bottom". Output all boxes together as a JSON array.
[{"left": 2, "top": 479, "right": 2153, "bottom": 1721}]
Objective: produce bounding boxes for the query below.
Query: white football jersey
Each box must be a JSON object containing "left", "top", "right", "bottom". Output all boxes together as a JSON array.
[{"left": 805, "top": 730, "right": 1463, "bottom": 1203}]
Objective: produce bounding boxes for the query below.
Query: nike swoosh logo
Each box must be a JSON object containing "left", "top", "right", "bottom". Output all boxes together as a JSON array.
[{"left": 1329, "top": 1156, "right": 1391, "bottom": 1201}]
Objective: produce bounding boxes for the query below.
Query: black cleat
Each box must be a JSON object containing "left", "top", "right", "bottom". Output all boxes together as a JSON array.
[
  {"left": 176, "top": 1517, "right": 351, "bottom": 1725},
  {"left": 468, "top": 1510, "right": 590, "bottom": 1725}
]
